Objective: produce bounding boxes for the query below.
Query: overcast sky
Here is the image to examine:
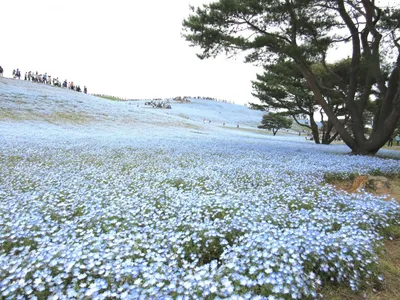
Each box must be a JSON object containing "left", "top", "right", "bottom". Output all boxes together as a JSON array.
[
  {"left": 2, "top": 1, "right": 392, "bottom": 105},
  {"left": 1, "top": 0, "right": 264, "bottom": 104}
]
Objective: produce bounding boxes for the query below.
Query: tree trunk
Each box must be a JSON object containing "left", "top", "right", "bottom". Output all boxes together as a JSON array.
[
  {"left": 322, "top": 132, "right": 340, "bottom": 145},
  {"left": 321, "top": 120, "right": 339, "bottom": 145},
  {"left": 309, "top": 117, "right": 320, "bottom": 144},
  {"left": 298, "top": 63, "right": 400, "bottom": 155}
]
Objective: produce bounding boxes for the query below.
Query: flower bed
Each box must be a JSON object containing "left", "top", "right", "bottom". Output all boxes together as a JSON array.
[{"left": 0, "top": 135, "right": 399, "bottom": 299}]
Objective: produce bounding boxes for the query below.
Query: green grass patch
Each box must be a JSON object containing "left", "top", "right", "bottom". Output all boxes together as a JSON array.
[
  {"left": 0, "top": 109, "right": 94, "bottom": 124},
  {"left": 224, "top": 126, "right": 272, "bottom": 135},
  {"left": 324, "top": 172, "right": 358, "bottom": 183},
  {"left": 165, "top": 178, "right": 188, "bottom": 190},
  {"left": 369, "top": 170, "right": 400, "bottom": 179},
  {"left": 0, "top": 237, "right": 39, "bottom": 255},
  {"left": 93, "top": 94, "right": 127, "bottom": 101},
  {"left": 380, "top": 225, "right": 400, "bottom": 240}
]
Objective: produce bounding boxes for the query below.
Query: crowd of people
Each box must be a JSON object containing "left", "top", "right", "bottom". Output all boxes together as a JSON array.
[{"left": 4, "top": 66, "right": 88, "bottom": 94}]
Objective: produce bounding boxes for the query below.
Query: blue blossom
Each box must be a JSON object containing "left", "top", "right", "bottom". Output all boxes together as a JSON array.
[{"left": 0, "top": 82, "right": 399, "bottom": 298}]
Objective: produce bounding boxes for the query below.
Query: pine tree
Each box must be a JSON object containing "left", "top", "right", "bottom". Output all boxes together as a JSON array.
[
  {"left": 258, "top": 113, "right": 293, "bottom": 136},
  {"left": 183, "top": 0, "right": 400, "bottom": 154}
]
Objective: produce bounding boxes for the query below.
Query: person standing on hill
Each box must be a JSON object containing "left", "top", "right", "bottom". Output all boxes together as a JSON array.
[
  {"left": 387, "top": 133, "right": 395, "bottom": 147},
  {"left": 396, "top": 135, "right": 400, "bottom": 146},
  {"left": 0, "top": 66, "right": 3, "bottom": 77}
]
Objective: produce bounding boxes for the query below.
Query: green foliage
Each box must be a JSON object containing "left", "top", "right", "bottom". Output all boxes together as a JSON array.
[
  {"left": 182, "top": 0, "right": 400, "bottom": 155},
  {"left": 1, "top": 237, "right": 39, "bottom": 255},
  {"left": 93, "top": 94, "right": 126, "bottom": 101},
  {"left": 166, "top": 178, "right": 187, "bottom": 190},
  {"left": 251, "top": 58, "right": 377, "bottom": 145},
  {"left": 323, "top": 172, "right": 358, "bottom": 183},
  {"left": 257, "top": 112, "right": 292, "bottom": 135},
  {"left": 380, "top": 225, "right": 400, "bottom": 240},
  {"left": 252, "top": 61, "right": 315, "bottom": 117},
  {"left": 183, "top": 0, "right": 336, "bottom": 62}
]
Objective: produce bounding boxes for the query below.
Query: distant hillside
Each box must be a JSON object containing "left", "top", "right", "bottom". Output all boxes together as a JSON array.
[
  {"left": 0, "top": 78, "right": 264, "bottom": 128},
  {"left": 0, "top": 77, "right": 319, "bottom": 143}
]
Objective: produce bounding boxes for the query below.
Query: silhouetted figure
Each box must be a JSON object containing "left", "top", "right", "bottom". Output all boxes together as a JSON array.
[{"left": 0, "top": 66, "right": 3, "bottom": 77}]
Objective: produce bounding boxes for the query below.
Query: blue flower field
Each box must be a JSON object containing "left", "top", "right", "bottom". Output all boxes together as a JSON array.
[{"left": 0, "top": 78, "right": 399, "bottom": 299}]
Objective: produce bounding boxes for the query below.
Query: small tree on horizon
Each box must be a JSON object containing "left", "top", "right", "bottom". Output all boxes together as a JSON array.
[{"left": 258, "top": 113, "right": 293, "bottom": 136}]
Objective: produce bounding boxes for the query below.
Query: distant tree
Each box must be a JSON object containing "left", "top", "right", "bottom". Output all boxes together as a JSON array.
[
  {"left": 182, "top": 0, "right": 400, "bottom": 155},
  {"left": 258, "top": 113, "right": 292, "bottom": 136}
]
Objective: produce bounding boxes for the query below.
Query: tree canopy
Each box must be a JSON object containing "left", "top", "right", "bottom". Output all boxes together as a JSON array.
[
  {"left": 251, "top": 60, "right": 349, "bottom": 144},
  {"left": 183, "top": 0, "right": 400, "bottom": 154},
  {"left": 258, "top": 113, "right": 293, "bottom": 135}
]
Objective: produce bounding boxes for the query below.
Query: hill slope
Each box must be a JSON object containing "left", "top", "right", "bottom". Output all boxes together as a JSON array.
[
  {"left": 1, "top": 77, "right": 400, "bottom": 300},
  {"left": 1, "top": 77, "right": 399, "bottom": 158},
  {"left": 0, "top": 78, "right": 268, "bottom": 136}
]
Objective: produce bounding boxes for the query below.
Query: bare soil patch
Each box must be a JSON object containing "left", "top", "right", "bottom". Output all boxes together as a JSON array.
[{"left": 330, "top": 176, "right": 400, "bottom": 202}]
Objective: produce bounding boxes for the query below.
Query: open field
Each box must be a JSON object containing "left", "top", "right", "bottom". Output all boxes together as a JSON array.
[{"left": 0, "top": 78, "right": 399, "bottom": 299}]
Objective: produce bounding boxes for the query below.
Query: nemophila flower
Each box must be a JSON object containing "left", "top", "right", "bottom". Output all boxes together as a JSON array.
[{"left": 0, "top": 120, "right": 399, "bottom": 299}]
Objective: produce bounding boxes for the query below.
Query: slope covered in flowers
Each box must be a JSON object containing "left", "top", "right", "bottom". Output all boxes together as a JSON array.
[
  {"left": 0, "top": 77, "right": 264, "bottom": 131},
  {"left": 0, "top": 78, "right": 399, "bottom": 299}
]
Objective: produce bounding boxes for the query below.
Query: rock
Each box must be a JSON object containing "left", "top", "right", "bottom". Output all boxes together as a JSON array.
[
  {"left": 349, "top": 175, "right": 391, "bottom": 194},
  {"left": 365, "top": 176, "right": 391, "bottom": 193}
]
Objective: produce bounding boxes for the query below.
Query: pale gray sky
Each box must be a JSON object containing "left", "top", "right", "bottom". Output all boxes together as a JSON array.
[
  {"left": 1, "top": 0, "right": 261, "bottom": 104},
  {"left": 2, "top": 1, "right": 392, "bottom": 105}
]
